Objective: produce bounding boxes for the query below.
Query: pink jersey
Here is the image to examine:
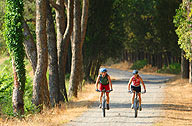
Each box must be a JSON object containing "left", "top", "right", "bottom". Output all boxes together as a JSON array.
[{"left": 132, "top": 76, "right": 140, "bottom": 87}]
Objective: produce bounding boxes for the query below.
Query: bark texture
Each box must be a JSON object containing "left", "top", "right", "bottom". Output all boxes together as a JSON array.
[
  {"left": 23, "top": 20, "right": 37, "bottom": 74},
  {"left": 57, "top": 0, "right": 74, "bottom": 101},
  {"left": 181, "top": 51, "right": 189, "bottom": 78},
  {"left": 12, "top": 59, "right": 24, "bottom": 115},
  {"left": 69, "top": 0, "right": 81, "bottom": 97},
  {"left": 78, "top": 0, "right": 89, "bottom": 89},
  {"left": 55, "top": 0, "right": 67, "bottom": 102},
  {"left": 33, "top": 0, "right": 49, "bottom": 108},
  {"left": 46, "top": 1, "right": 59, "bottom": 106}
]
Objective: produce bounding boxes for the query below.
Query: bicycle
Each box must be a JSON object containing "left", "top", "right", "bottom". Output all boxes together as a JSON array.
[
  {"left": 129, "top": 90, "right": 145, "bottom": 118},
  {"left": 96, "top": 88, "right": 112, "bottom": 117}
]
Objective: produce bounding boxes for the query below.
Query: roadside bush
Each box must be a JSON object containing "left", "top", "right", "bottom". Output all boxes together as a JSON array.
[
  {"left": 130, "top": 60, "right": 148, "bottom": 70},
  {"left": 157, "top": 63, "right": 181, "bottom": 74},
  {"left": 0, "top": 59, "right": 36, "bottom": 116}
]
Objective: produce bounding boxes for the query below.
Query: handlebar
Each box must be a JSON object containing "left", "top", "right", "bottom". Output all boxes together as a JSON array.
[
  {"left": 96, "top": 89, "right": 113, "bottom": 93},
  {"left": 128, "top": 90, "right": 146, "bottom": 94}
]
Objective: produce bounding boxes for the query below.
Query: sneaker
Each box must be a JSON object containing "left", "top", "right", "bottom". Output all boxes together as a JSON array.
[
  {"left": 139, "top": 106, "right": 142, "bottom": 111},
  {"left": 99, "top": 104, "right": 102, "bottom": 108},
  {"left": 131, "top": 104, "right": 134, "bottom": 109},
  {"left": 107, "top": 104, "right": 110, "bottom": 110}
]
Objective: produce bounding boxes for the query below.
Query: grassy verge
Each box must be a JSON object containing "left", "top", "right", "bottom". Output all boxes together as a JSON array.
[
  {"left": 156, "top": 76, "right": 192, "bottom": 126},
  {"left": 0, "top": 84, "right": 97, "bottom": 126},
  {"left": 0, "top": 57, "right": 98, "bottom": 125}
]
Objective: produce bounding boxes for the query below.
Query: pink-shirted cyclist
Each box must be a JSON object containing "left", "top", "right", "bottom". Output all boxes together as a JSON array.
[{"left": 128, "top": 70, "right": 146, "bottom": 111}]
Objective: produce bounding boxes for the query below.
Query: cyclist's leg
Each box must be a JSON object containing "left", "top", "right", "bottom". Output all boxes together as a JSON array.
[
  {"left": 138, "top": 93, "right": 142, "bottom": 111},
  {"left": 103, "top": 84, "right": 110, "bottom": 104},
  {"left": 100, "top": 92, "right": 103, "bottom": 104},
  {"left": 132, "top": 92, "right": 135, "bottom": 104},
  {"left": 106, "top": 92, "right": 109, "bottom": 104},
  {"left": 138, "top": 93, "right": 141, "bottom": 106},
  {"left": 131, "top": 85, "right": 135, "bottom": 104},
  {"left": 137, "top": 86, "right": 142, "bottom": 106}
]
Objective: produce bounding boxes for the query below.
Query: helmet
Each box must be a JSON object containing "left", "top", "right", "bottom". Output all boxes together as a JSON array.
[
  {"left": 100, "top": 68, "right": 107, "bottom": 73},
  {"left": 132, "top": 70, "right": 138, "bottom": 75}
]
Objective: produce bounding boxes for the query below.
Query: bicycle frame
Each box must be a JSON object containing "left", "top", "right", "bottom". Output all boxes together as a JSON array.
[
  {"left": 134, "top": 92, "right": 139, "bottom": 118},
  {"left": 97, "top": 88, "right": 111, "bottom": 117},
  {"left": 129, "top": 91, "right": 145, "bottom": 118}
]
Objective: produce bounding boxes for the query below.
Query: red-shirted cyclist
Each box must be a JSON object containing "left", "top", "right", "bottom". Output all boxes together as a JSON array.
[
  {"left": 128, "top": 70, "right": 146, "bottom": 111},
  {"left": 95, "top": 68, "right": 113, "bottom": 110}
]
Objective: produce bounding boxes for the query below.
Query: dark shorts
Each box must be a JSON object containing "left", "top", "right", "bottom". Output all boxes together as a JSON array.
[{"left": 131, "top": 85, "right": 141, "bottom": 93}]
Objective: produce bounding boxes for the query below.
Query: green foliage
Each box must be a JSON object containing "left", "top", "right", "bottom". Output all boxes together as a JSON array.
[
  {"left": 157, "top": 63, "right": 181, "bottom": 74},
  {"left": 3, "top": 0, "right": 26, "bottom": 91},
  {"left": 130, "top": 60, "right": 147, "bottom": 70},
  {"left": 0, "top": 59, "right": 37, "bottom": 116},
  {"left": 0, "top": 0, "right": 6, "bottom": 54},
  {"left": 173, "top": 1, "right": 192, "bottom": 61},
  {"left": 84, "top": 0, "right": 123, "bottom": 64},
  {"left": 0, "top": 60, "right": 13, "bottom": 116}
]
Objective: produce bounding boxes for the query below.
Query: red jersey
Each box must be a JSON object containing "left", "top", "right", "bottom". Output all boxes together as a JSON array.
[{"left": 131, "top": 76, "right": 140, "bottom": 87}]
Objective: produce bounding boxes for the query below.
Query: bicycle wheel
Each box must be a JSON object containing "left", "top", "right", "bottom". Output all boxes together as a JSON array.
[
  {"left": 134, "top": 98, "right": 138, "bottom": 118},
  {"left": 102, "top": 98, "right": 105, "bottom": 117}
]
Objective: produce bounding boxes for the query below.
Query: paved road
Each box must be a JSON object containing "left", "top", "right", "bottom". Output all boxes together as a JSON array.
[{"left": 65, "top": 68, "right": 171, "bottom": 126}]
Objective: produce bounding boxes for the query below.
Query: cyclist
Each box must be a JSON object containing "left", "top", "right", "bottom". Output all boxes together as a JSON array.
[
  {"left": 128, "top": 70, "right": 146, "bottom": 111},
  {"left": 95, "top": 68, "right": 113, "bottom": 110}
]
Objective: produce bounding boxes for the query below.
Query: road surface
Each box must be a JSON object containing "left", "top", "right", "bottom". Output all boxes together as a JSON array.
[{"left": 65, "top": 68, "right": 171, "bottom": 126}]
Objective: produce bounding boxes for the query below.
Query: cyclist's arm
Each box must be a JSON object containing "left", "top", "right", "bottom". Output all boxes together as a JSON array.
[
  {"left": 95, "top": 75, "right": 100, "bottom": 90},
  {"left": 128, "top": 77, "right": 133, "bottom": 90},
  {"left": 107, "top": 75, "right": 113, "bottom": 90},
  {"left": 140, "top": 77, "right": 146, "bottom": 90}
]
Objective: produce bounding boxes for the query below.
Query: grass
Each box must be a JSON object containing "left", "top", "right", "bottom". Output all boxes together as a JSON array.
[
  {"left": 1, "top": 59, "right": 191, "bottom": 125},
  {"left": 0, "top": 56, "right": 98, "bottom": 125},
  {"left": 156, "top": 76, "right": 192, "bottom": 126},
  {"left": 0, "top": 84, "right": 98, "bottom": 126},
  {"left": 106, "top": 61, "right": 192, "bottom": 125}
]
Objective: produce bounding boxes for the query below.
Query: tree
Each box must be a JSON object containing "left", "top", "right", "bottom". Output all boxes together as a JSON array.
[
  {"left": 83, "top": 0, "right": 122, "bottom": 81},
  {"left": 46, "top": 1, "right": 60, "bottom": 106},
  {"left": 4, "top": 0, "right": 26, "bottom": 115},
  {"left": 51, "top": 0, "right": 67, "bottom": 102},
  {"left": 174, "top": 0, "right": 192, "bottom": 81},
  {"left": 50, "top": 0, "right": 74, "bottom": 102},
  {"left": 69, "top": 0, "right": 81, "bottom": 97},
  {"left": 68, "top": 0, "right": 89, "bottom": 97},
  {"left": 23, "top": 20, "right": 37, "bottom": 74},
  {"left": 32, "top": 0, "right": 50, "bottom": 108}
]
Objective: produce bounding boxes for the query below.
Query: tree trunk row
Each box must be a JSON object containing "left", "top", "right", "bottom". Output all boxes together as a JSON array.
[{"left": 122, "top": 51, "right": 181, "bottom": 68}]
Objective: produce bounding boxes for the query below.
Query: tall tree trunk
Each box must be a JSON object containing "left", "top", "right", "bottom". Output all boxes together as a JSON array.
[
  {"left": 23, "top": 20, "right": 37, "bottom": 74},
  {"left": 4, "top": 0, "right": 26, "bottom": 115},
  {"left": 69, "top": 0, "right": 81, "bottom": 97},
  {"left": 55, "top": 0, "right": 66, "bottom": 102},
  {"left": 94, "top": 60, "right": 101, "bottom": 80},
  {"left": 181, "top": 50, "right": 189, "bottom": 78},
  {"left": 84, "top": 59, "right": 92, "bottom": 81},
  {"left": 79, "top": 0, "right": 89, "bottom": 89},
  {"left": 33, "top": 0, "right": 49, "bottom": 108},
  {"left": 12, "top": 59, "right": 25, "bottom": 115},
  {"left": 46, "top": 1, "right": 59, "bottom": 106},
  {"left": 57, "top": 0, "right": 74, "bottom": 102}
]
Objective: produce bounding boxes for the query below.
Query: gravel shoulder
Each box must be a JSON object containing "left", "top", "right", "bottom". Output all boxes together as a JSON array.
[{"left": 65, "top": 68, "right": 172, "bottom": 126}]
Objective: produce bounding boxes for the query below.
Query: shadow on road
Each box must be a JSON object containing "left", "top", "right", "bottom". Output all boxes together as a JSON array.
[
  {"left": 110, "top": 102, "right": 192, "bottom": 112},
  {"left": 112, "top": 78, "right": 170, "bottom": 85}
]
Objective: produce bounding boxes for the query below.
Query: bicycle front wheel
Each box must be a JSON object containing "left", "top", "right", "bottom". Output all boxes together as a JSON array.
[
  {"left": 134, "top": 99, "right": 138, "bottom": 118},
  {"left": 102, "top": 99, "right": 105, "bottom": 117}
]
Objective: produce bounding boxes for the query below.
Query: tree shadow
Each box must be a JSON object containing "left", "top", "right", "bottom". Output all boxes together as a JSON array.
[{"left": 109, "top": 102, "right": 192, "bottom": 112}]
